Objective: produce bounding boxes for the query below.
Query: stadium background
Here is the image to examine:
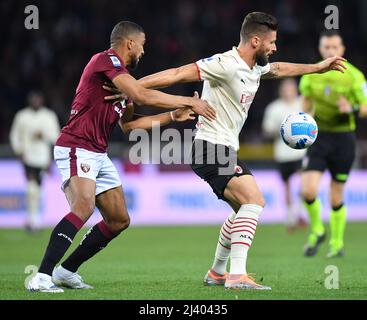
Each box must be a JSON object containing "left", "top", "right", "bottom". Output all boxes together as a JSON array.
[
  {"left": 1, "top": 0, "right": 367, "bottom": 226},
  {"left": 1, "top": 0, "right": 367, "bottom": 301}
]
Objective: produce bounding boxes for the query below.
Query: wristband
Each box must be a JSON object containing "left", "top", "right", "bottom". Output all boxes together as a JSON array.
[{"left": 170, "top": 111, "right": 175, "bottom": 121}]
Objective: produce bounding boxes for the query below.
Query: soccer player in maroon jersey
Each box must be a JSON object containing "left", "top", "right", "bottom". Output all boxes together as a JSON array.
[{"left": 27, "top": 21, "right": 214, "bottom": 292}]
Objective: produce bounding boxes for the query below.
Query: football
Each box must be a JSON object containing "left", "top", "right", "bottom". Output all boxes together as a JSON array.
[{"left": 280, "top": 112, "right": 318, "bottom": 149}]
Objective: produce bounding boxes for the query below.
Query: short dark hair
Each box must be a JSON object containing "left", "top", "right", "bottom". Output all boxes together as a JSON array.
[
  {"left": 319, "top": 29, "right": 342, "bottom": 39},
  {"left": 240, "top": 12, "right": 278, "bottom": 41},
  {"left": 110, "top": 21, "right": 144, "bottom": 47}
]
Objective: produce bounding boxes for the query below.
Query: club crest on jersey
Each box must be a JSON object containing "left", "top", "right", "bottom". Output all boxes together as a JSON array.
[
  {"left": 109, "top": 56, "right": 121, "bottom": 67},
  {"left": 234, "top": 165, "right": 243, "bottom": 174},
  {"left": 80, "top": 163, "right": 91, "bottom": 173},
  {"left": 114, "top": 104, "right": 126, "bottom": 118}
]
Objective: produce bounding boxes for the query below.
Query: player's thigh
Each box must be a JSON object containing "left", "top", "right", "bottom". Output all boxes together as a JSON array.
[
  {"left": 223, "top": 174, "right": 265, "bottom": 207},
  {"left": 64, "top": 176, "right": 96, "bottom": 222},
  {"left": 54, "top": 146, "right": 100, "bottom": 221},
  {"left": 301, "top": 170, "right": 323, "bottom": 200},
  {"left": 95, "top": 186, "right": 130, "bottom": 233},
  {"left": 329, "top": 180, "right": 346, "bottom": 207}
]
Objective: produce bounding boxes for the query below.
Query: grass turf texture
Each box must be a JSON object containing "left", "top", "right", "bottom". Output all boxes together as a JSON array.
[{"left": 0, "top": 222, "right": 366, "bottom": 300}]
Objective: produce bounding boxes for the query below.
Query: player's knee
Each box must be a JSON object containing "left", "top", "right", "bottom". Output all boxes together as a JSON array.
[
  {"left": 232, "top": 189, "right": 265, "bottom": 207},
  {"left": 252, "top": 194, "right": 266, "bottom": 208},
  {"left": 330, "top": 193, "right": 343, "bottom": 208},
  {"left": 108, "top": 214, "right": 130, "bottom": 234},
  {"left": 302, "top": 188, "right": 317, "bottom": 203}
]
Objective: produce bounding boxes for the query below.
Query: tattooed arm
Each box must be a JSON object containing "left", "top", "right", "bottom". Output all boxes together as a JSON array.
[{"left": 262, "top": 56, "right": 347, "bottom": 79}]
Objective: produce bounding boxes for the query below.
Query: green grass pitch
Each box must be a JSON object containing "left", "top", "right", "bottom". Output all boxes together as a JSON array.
[{"left": 0, "top": 222, "right": 366, "bottom": 300}]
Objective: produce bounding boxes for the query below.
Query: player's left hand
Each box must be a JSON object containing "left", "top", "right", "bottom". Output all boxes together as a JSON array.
[
  {"left": 317, "top": 56, "right": 347, "bottom": 73},
  {"left": 173, "top": 107, "right": 196, "bottom": 122},
  {"left": 103, "top": 82, "right": 128, "bottom": 102}
]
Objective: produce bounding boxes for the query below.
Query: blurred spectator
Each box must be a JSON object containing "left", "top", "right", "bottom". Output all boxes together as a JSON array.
[
  {"left": 9, "top": 91, "right": 60, "bottom": 231},
  {"left": 262, "top": 79, "right": 307, "bottom": 232}
]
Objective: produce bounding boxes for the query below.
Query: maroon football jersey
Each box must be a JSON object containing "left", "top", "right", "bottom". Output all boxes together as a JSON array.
[{"left": 56, "top": 49, "right": 129, "bottom": 153}]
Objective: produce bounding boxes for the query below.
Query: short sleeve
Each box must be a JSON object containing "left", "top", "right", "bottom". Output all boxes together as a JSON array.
[
  {"left": 299, "top": 75, "right": 311, "bottom": 97},
  {"left": 259, "top": 63, "right": 271, "bottom": 75},
  {"left": 95, "top": 53, "right": 129, "bottom": 81},
  {"left": 351, "top": 70, "right": 367, "bottom": 105},
  {"left": 195, "top": 55, "right": 234, "bottom": 81}
]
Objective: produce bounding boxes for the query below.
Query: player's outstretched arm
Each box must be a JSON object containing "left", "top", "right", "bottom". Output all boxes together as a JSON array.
[
  {"left": 112, "top": 73, "right": 215, "bottom": 121},
  {"left": 138, "top": 63, "right": 200, "bottom": 89},
  {"left": 262, "top": 56, "right": 347, "bottom": 79},
  {"left": 120, "top": 106, "right": 195, "bottom": 134}
]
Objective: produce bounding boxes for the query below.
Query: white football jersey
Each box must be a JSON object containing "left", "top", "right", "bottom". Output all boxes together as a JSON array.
[
  {"left": 262, "top": 97, "right": 307, "bottom": 163},
  {"left": 195, "top": 47, "right": 270, "bottom": 151},
  {"left": 10, "top": 107, "right": 60, "bottom": 168}
]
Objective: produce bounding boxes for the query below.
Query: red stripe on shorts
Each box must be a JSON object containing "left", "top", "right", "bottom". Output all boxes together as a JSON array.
[{"left": 69, "top": 147, "right": 77, "bottom": 177}]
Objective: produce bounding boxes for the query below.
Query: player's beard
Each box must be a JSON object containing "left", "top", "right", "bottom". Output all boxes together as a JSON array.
[
  {"left": 255, "top": 51, "right": 269, "bottom": 66},
  {"left": 129, "top": 54, "right": 140, "bottom": 70}
]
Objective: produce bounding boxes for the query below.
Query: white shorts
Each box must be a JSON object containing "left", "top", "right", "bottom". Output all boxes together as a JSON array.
[{"left": 54, "top": 146, "right": 121, "bottom": 195}]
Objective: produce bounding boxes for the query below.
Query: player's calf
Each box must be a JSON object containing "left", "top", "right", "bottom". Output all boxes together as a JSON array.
[{"left": 61, "top": 220, "right": 123, "bottom": 274}]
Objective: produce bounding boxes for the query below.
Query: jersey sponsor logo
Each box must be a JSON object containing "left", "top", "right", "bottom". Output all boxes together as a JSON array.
[
  {"left": 240, "top": 93, "right": 256, "bottom": 107},
  {"left": 80, "top": 163, "right": 91, "bottom": 173},
  {"left": 234, "top": 165, "right": 243, "bottom": 174},
  {"left": 109, "top": 56, "right": 121, "bottom": 67}
]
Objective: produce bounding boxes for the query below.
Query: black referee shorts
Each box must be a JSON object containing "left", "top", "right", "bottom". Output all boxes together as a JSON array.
[
  {"left": 302, "top": 131, "right": 356, "bottom": 183},
  {"left": 190, "top": 139, "right": 252, "bottom": 201}
]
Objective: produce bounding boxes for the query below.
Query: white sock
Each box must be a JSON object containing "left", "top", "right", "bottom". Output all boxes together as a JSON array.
[
  {"left": 27, "top": 180, "right": 41, "bottom": 227},
  {"left": 230, "top": 204, "right": 262, "bottom": 275},
  {"left": 211, "top": 211, "right": 236, "bottom": 275}
]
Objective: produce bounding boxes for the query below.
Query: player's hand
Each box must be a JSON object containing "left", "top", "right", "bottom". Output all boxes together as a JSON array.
[
  {"left": 190, "top": 91, "right": 216, "bottom": 121},
  {"left": 172, "top": 107, "right": 196, "bottom": 122},
  {"left": 337, "top": 96, "right": 353, "bottom": 114},
  {"left": 317, "top": 56, "right": 347, "bottom": 73},
  {"left": 103, "top": 82, "right": 128, "bottom": 102}
]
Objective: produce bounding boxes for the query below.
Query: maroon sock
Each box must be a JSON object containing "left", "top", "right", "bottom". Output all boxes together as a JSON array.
[
  {"left": 38, "top": 212, "right": 84, "bottom": 276},
  {"left": 62, "top": 220, "right": 118, "bottom": 273}
]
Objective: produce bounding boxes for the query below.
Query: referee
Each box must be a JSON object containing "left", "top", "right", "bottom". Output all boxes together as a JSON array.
[{"left": 300, "top": 31, "right": 367, "bottom": 257}]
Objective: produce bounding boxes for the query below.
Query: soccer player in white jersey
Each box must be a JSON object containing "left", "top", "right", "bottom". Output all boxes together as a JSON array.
[
  {"left": 262, "top": 79, "right": 307, "bottom": 232},
  {"left": 111, "top": 12, "right": 346, "bottom": 290},
  {"left": 10, "top": 91, "right": 60, "bottom": 232}
]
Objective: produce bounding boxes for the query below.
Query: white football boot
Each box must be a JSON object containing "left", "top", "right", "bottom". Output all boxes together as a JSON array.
[
  {"left": 27, "top": 272, "right": 64, "bottom": 293},
  {"left": 52, "top": 265, "right": 93, "bottom": 289}
]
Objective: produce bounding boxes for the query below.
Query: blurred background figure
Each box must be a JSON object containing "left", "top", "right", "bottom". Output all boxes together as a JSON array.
[
  {"left": 9, "top": 91, "right": 60, "bottom": 232},
  {"left": 262, "top": 79, "right": 307, "bottom": 232},
  {"left": 299, "top": 31, "right": 367, "bottom": 258}
]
